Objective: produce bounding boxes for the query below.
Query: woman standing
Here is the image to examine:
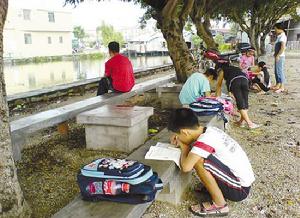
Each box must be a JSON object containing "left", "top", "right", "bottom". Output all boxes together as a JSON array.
[{"left": 272, "top": 23, "right": 287, "bottom": 93}]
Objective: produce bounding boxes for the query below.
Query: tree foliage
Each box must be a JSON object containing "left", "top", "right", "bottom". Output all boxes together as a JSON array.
[
  {"left": 221, "top": 0, "right": 300, "bottom": 54},
  {"left": 189, "top": 0, "right": 226, "bottom": 49},
  {"left": 73, "top": 25, "right": 85, "bottom": 40},
  {"left": 96, "top": 22, "right": 124, "bottom": 47}
]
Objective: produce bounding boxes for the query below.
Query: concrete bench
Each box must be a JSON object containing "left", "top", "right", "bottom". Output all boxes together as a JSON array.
[
  {"left": 156, "top": 83, "right": 182, "bottom": 109},
  {"left": 53, "top": 114, "right": 225, "bottom": 218},
  {"left": 10, "top": 73, "right": 176, "bottom": 161},
  {"left": 77, "top": 105, "right": 154, "bottom": 152}
]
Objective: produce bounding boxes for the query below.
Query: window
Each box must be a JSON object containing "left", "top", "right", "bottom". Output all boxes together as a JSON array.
[
  {"left": 297, "top": 34, "right": 300, "bottom": 41},
  {"left": 59, "top": 36, "right": 63, "bottom": 43},
  {"left": 48, "top": 36, "right": 52, "bottom": 44},
  {"left": 24, "top": 33, "right": 32, "bottom": 44},
  {"left": 23, "top": 9, "right": 31, "bottom": 20},
  {"left": 48, "top": 12, "right": 55, "bottom": 22}
]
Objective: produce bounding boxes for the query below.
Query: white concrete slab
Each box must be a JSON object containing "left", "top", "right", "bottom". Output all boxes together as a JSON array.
[{"left": 77, "top": 105, "right": 153, "bottom": 127}]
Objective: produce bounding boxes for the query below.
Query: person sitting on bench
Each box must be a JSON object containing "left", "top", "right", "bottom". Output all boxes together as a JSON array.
[
  {"left": 97, "top": 41, "right": 135, "bottom": 95},
  {"left": 168, "top": 108, "right": 255, "bottom": 217},
  {"left": 179, "top": 68, "right": 218, "bottom": 106}
]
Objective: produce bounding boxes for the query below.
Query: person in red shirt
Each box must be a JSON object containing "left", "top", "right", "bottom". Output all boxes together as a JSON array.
[{"left": 97, "top": 41, "right": 135, "bottom": 95}]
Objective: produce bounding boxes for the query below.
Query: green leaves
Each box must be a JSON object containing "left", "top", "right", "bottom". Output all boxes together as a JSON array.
[
  {"left": 73, "top": 26, "right": 85, "bottom": 40},
  {"left": 96, "top": 22, "right": 125, "bottom": 47}
]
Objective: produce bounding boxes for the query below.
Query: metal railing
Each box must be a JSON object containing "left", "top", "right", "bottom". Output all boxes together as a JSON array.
[{"left": 286, "top": 41, "right": 300, "bottom": 50}]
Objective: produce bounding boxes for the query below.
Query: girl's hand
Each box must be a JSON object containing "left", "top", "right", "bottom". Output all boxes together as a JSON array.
[
  {"left": 170, "top": 134, "right": 178, "bottom": 145},
  {"left": 170, "top": 134, "right": 187, "bottom": 148}
]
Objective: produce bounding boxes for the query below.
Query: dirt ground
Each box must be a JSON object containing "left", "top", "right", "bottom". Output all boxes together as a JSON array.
[
  {"left": 16, "top": 55, "right": 299, "bottom": 218},
  {"left": 143, "top": 56, "right": 300, "bottom": 218}
]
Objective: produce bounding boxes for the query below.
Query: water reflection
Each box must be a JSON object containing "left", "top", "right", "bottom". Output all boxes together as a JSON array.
[{"left": 4, "top": 56, "right": 171, "bottom": 95}]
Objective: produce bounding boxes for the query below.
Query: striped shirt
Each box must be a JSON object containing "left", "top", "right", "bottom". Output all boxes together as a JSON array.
[{"left": 190, "top": 127, "right": 255, "bottom": 187}]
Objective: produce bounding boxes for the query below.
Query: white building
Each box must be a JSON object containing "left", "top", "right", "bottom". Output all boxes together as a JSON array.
[
  {"left": 4, "top": 3, "right": 73, "bottom": 59},
  {"left": 120, "top": 26, "right": 168, "bottom": 54}
]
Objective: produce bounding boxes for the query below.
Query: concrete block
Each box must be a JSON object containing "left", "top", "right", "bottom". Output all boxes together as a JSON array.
[
  {"left": 77, "top": 105, "right": 153, "bottom": 127},
  {"left": 11, "top": 132, "right": 26, "bottom": 161},
  {"left": 157, "top": 170, "right": 192, "bottom": 205},
  {"left": 156, "top": 83, "right": 182, "bottom": 109},
  {"left": 85, "top": 120, "right": 148, "bottom": 152},
  {"left": 78, "top": 105, "right": 152, "bottom": 152}
]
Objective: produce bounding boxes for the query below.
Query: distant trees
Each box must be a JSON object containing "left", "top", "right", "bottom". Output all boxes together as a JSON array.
[
  {"left": 221, "top": 0, "right": 300, "bottom": 55},
  {"left": 73, "top": 25, "right": 86, "bottom": 43},
  {"left": 96, "top": 22, "right": 125, "bottom": 47}
]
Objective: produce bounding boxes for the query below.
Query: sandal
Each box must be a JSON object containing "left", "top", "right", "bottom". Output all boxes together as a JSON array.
[
  {"left": 234, "top": 121, "right": 246, "bottom": 128},
  {"left": 248, "top": 123, "right": 261, "bottom": 129},
  {"left": 270, "top": 86, "right": 280, "bottom": 90},
  {"left": 190, "top": 202, "right": 229, "bottom": 217},
  {"left": 274, "top": 88, "right": 284, "bottom": 93}
]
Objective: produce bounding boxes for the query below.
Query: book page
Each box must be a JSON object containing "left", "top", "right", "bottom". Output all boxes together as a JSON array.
[
  {"left": 155, "top": 142, "right": 178, "bottom": 149},
  {"left": 145, "top": 142, "right": 181, "bottom": 168}
]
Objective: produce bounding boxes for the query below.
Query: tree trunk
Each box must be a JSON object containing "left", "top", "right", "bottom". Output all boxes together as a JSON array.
[
  {"left": 192, "top": 16, "right": 218, "bottom": 50},
  {"left": 0, "top": 1, "right": 31, "bottom": 217},
  {"left": 259, "top": 34, "right": 267, "bottom": 55},
  {"left": 247, "top": 28, "right": 261, "bottom": 56},
  {"left": 158, "top": 19, "right": 196, "bottom": 82}
]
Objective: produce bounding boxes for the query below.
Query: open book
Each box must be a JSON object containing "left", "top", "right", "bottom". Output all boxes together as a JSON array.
[{"left": 145, "top": 142, "right": 181, "bottom": 168}]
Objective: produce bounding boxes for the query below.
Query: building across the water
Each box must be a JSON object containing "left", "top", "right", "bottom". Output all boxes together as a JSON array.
[{"left": 4, "top": 3, "right": 73, "bottom": 59}]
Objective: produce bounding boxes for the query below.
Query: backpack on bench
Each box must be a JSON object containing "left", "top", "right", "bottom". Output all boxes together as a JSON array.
[
  {"left": 190, "top": 98, "right": 224, "bottom": 116},
  {"left": 77, "top": 158, "right": 163, "bottom": 204},
  {"left": 189, "top": 98, "right": 228, "bottom": 128}
]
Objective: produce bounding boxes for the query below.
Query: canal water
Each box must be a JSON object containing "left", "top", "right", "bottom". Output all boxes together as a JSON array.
[{"left": 4, "top": 55, "right": 172, "bottom": 95}]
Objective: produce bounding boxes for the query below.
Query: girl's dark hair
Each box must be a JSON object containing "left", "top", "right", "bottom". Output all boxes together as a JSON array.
[
  {"left": 204, "top": 68, "right": 218, "bottom": 80},
  {"left": 258, "top": 61, "right": 266, "bottom": 68},
  {"left": 168, "top": 108, "right": 199, "bottom": 133},
  {"left": 274, "top": 23, "right": 284, "bottom": 30}
]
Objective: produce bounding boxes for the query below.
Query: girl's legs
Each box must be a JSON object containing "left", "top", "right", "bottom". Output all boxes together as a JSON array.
[
  {"left": 275, "top": 56, "right": 286, "bottom": 92},
  {"left": 232, "top": 79, "right": 260, "bottom": 129}
]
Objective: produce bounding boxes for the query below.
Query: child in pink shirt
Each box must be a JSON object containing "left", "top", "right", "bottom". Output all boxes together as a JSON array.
[{"left": 240, "top": 47, "right": 255, "bottom": 79}]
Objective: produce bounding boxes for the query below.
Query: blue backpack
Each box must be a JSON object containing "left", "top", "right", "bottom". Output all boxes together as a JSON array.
[
  {"left": 190, "top": 98, "right": 228, "bottom": 128},
  {"left": 189, "top": 98, "right": 224, "bottom": 116},
  {"left": 77, "top": 158, "right": 163, "bottom": 204}
]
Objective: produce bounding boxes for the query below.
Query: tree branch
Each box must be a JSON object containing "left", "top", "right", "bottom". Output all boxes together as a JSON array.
[
  {"left": 162, "top": 0, "right": 179, "bottom": 19},
  {"left": 180, "top": 0, "right": 194, "bottom": 21}
]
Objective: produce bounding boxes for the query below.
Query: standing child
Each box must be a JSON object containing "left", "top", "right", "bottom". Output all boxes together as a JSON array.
[
  {"left": 239, "top": 47, "right": 255, "bottom": 79},
  {"left": 168, "top": 108, "right": 255, "bottom": 217}
]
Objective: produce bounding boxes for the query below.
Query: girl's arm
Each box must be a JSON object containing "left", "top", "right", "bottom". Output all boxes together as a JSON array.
[{"left": 216, "top": 70, "right": 224, "bottom": 97}]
